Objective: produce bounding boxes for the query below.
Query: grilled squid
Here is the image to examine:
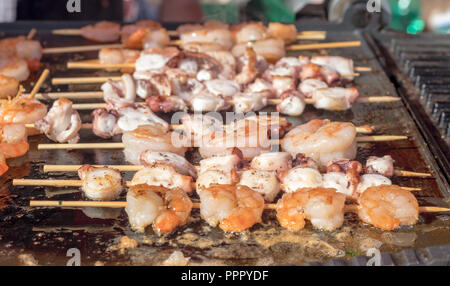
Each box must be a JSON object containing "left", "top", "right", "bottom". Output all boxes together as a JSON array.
[{"left": 35, "top": 98, "right": 81, "bottom": 144}]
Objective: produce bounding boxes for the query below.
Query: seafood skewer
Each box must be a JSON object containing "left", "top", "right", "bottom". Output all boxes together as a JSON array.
[{"left": 40, "top": 164, "right": 432, "bottom": 178}]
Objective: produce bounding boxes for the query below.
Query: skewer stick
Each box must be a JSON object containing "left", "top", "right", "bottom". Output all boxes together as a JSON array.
[
  {"left": 52, "top": 76, "right": 121, "bottom": 85},
  {"left": 33, "top": 91, "right": 104, "bottom": 100},
  {"left": 28, "top": 69, "right": 50, "bottom": 98},
  {"left": 355, "top": 67, "right": 372, "bottom": 72},
  {"left": 66, "top": 60, "right": 370, "bottom": 73},
  {"left": 41, "top": 164, "right": 431, "bottom": 178},
  {"left": 15, "top": 179, "right": 420, "bottom": 192},
  {"left": 36, "top": 135, "right": 408, "bottom": 150},
  {"left": 53, "top": 29, "right": 325, "bottom": 39},
  {"left": 29, "top": 200, "right": 449, "bottom": 214},
  {"left": 42, "top": 44, "right": 123, "bottom": 54},
  {"left": 49, "top": 97, "right": 399, "bottom": 111},
  {"left": 26, "top": 123, "right": 374, "bottom": 134},
  {"left": 52, "top": 29, "right": 82, "bottom": 36},
  {"left": 44, "top": 39, "right": 359, "bottom": 56},
  {"left": 394, "top": 170, "right": 432, "bottom": 178},
  {"left": 27, "top": 29, "right": 37, "bottom": 40},
  {"left": 286, "top": 41, "right": 361, "bottom": 51}
]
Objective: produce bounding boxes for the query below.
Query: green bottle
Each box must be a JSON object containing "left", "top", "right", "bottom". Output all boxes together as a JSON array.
[{"left": 388, "top": 0, "right": 425, "bottom": 34}]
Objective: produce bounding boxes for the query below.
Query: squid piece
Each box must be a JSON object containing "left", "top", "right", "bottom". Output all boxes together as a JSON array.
[
  {"left": 35, "top": 98, "right": 81, "bottom": 144},
  {"left": 131, "top": 163, "right": 193, "bottom": 194}
]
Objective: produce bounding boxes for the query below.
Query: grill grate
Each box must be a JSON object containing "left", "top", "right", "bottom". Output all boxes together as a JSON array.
[{"left": 390, "top": 39, "right": 450, "bottom": 141}]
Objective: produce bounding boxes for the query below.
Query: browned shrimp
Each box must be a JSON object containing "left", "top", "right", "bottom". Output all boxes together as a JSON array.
[
  {"left": 0, "top": 153, "right": 8, "bottom": 176},
  {"left": 276, "top": 188, "right": 347, "bottom": 231},
  {"left": 357, "top": 185, "right": 419, "bottom": 230}
]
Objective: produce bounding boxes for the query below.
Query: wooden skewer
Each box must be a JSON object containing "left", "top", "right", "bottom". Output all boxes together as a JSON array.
[
  {"left": 355, "top": 67, "right": 372, "bottom": 72},
  {"left": 41, "top": 164, "right": 431, "bottom": 178},
  {"left": 52, "top": 29, "right": 82, "bottom": 36},
  {"left": 52, "top": 76, "right": 121, "bottom": 85},
  {"left": 28, "top": 69, "right": 50, "bottom": 98},
  {"left": 46, "top": 96, "right": 399, "bottom": 110},
  {"left": 66, "top": 60, "right": 370, "bottom": 74},
  {"left": 28, "top": 200, "right": 448, "bottom": 214},
  {"left": 394, "top": 170, "right": 432, "bottom": 178},
  {"left": 44, "top": 40, "right": 359, "bottom": 55},
  {"left": 14, "top": 179, "right": 420, "bottom": 192},
  {"left": 42, "top": 44, "right": 123, "bottom": 54},
  {"left": 33, "top": 91, "right": 104, "bottom": 100},
  {"left": 27, "top": 123, "right": 374, "bottom": 134},
  {"left": 27, "top": 28, "right": 37, "bottom": 40},
  {"left": 36, "top": 135, "right": 408, "bottom": 150},
  {"left": 52, "top": 28, "right": 326, "bottom": 41},
  {"left": 286, "top": 41, "right": 361, "bottom": 51}
]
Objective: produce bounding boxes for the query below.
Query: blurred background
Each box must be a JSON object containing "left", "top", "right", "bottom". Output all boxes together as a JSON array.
[{"left": 0, "top": 0, "right": 449, "bottom": 34}]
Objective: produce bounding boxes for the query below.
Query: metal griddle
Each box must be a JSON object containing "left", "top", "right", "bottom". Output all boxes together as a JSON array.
[{"left": 0, "top": 20, "right": 449, "bottom": 266}]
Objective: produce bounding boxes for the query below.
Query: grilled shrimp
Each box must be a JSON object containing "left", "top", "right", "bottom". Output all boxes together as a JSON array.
[
  {"left": 281, "top": 119, "right": 357, "bottom": 167},
  {"left": 0, "top": 153, "right": 8, "bottom": 176},
  {"left": 0, "top": 36, "right": 42, "bottom": 60},
  {"left": 0, "top": 75, "right": 18, "bottom": 99},
  {"left": 180, "top": 28, "right": 234, "bottom": 50},
  {"left": 80, "top": 21, "right": 121, "bottom": 43},
  {"left": 267, "top": 23, "right": 297, "bottom": 43},
  {"left": 199, "top": 184, "right": 264, "bottom": 232},
  {"left": 122, "top": 125, "right": 188, "bottom": 165},
  {"left": 78, "top": 165, "right": 124, "bottom": 201},
  {"left": 0, "top": 123, "right": 28, "bottom": 158},
  {"left": 130, "top": 164, "right": 193, "bottom": 193},
  {"left": 126, "top": 185, "right": 193, "bottom": 234},
  {"left": 199, "top": 123, "right": 272, "bottom": 160},
  {"left": 126, "top": 185, "right": 164, "bottom": 232},
  {"left": 0, "top": 96, "right": 47, "bottom": 124},
  {"left": 0, "top": 59, "right": 30, "bottom": 82},
  {"left": 0, "top": 139, "right": 28, "bottom": 159},
  {"left": 153, "top": 187, "right": 193, "bottom": 234},
  {"left": 232, "top": 22, "right": 267, "bottom": 43},
  {"left": 357, "top": 185, "right": 419, "bottom": 230},
  {"left": 239, "top": 169, "right": 280, "bottom": 202},
  {"left": 140, "top": 151, "right": 197, "bottom": 179},
  {"left": 276, "top": 188, "right": 346, "bottom": 231},
  {"left": 99, "top": 48, "right": 140, "bottom": 71}
]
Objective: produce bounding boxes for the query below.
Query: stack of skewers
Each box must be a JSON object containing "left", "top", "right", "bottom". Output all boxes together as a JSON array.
[{"left": 0, "top": 21, "right": 447, "bottom": 246}]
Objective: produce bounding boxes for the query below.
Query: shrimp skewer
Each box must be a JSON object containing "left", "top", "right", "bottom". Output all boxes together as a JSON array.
[
  {"left": 29, "top": 183, "right": 446, "bottom": 233},
  {"left": 125, "top": 185, "right": 192, "bottom": 234}
]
